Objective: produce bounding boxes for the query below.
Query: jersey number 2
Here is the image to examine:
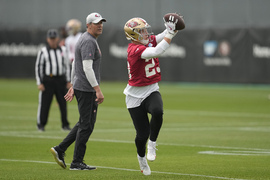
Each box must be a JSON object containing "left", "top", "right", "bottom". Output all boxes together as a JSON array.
[
  {"left": 145, "top": 58, "right": 160, "bottom": 77},
  {"left": 127, "top": 58, "right": 160, "bottom": 79}
]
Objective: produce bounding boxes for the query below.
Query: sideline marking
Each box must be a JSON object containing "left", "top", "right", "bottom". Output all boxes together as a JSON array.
[
  {"left": 198, "top": 150, "right": 270, "bottom": 156},
  {"left": 0, "top": 159, "right": 249, "bottom": 180},
  {"left": 0, "top": 132, "right": 270, "bottom": 152},
  {"left": 1, "top": 103, "right": 270, "bottom": 119}
]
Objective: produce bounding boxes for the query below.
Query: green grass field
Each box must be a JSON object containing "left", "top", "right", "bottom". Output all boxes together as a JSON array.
[{"left": 0, "top": 79, "right": 270, "bottom": 180}]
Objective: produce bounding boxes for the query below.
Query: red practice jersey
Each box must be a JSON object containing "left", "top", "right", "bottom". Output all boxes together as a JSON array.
[{"left": 127, "top": 35, "right": 161, "bottom": 87}]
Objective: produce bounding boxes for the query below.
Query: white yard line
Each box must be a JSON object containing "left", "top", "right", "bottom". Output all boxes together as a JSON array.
[
  {"left": 1, "top": 103, "right": 270, "bottom": 119},
  {"left": 0, "top": 132, "right": 269, "bottom": 152},
  {"left": 198, "top": 150, "right": 270, "bottom": 156},
  {"left": 0, "top": 158, "right": 249, "bottom": 180},
  {"left": 101, "top": 106, "right": 270, "bottom": 119}
]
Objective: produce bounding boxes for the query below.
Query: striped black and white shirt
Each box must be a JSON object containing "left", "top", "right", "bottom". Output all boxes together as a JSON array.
[{"left": 35, "top": 45, "right": 71, "bottom": 85}]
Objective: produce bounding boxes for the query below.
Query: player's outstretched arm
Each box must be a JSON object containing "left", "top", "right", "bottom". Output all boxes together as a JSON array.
[{"left": 141, "top": 24, "right": 177, "bottom": 59}]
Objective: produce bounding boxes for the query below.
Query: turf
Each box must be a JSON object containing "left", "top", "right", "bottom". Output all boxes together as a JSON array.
[{"left": 0, "top": 79, "right": 270, "bottom": 180}]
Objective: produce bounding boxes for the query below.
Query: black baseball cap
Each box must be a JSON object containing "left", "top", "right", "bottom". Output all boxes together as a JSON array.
[{"left": 47, "top": 29, "right": 59, "bottom": 39}]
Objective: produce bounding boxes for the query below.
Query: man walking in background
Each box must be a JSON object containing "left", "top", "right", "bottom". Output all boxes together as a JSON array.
[
  {"left": 35, "top": 29, "right": 71, "bottom": 131},
  {"left": 50, "top": 12, "right": 106, "bottom": 170}
]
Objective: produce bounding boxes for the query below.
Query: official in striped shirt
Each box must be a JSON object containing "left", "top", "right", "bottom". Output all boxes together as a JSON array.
[{"left": 35, "top": 29, "right": 71, "bottom": 131}]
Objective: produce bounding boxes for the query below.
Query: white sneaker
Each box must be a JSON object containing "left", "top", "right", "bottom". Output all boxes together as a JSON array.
[
  {"left": 147, "top": 140, "right": 157, "bottom": 161},
  {"left": 137, "top": 154, "right": 151, "bottom": 175}
]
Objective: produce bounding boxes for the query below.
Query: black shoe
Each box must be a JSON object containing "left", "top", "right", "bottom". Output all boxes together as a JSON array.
[
  {"left": 70, "top": 162, "right": 96, "bottom": 170},
  {"left": 62, "top": 125, "right": 71, "bottom": 131},
  {"left": 37, "top": 124, "right": 45, "bottom": 132},
  {"left": 50, "top": 146, "right": 66, "bottom": 169}
]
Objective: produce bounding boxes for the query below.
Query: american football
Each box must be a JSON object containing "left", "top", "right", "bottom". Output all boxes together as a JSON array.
[{"left": 163, "top": 13, "right": 185, "bottom": 30}]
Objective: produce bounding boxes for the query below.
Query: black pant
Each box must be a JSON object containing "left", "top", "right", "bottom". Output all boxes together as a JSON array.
[
  {"left": 58, "top": 90, "right": 98, "bottom": 163},
  {"left": 37, "top": 76, "right": 69, "bottom": 128},
  {"left": 128, "top": 91, "right": 163, "bottom": 157}
]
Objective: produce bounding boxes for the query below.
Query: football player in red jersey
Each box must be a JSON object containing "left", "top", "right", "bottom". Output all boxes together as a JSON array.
[{"left": 123, "top": 17, "right": 178, "bottom": 175}]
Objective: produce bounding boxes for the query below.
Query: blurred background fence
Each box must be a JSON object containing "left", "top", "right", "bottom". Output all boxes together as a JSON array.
[{"left": 1, "top": 0, "right": 270, "bottom": 83}]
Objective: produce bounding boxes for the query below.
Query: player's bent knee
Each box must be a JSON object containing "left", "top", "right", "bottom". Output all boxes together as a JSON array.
[{"left": 151, "top": 108, "right": 163, "bottom": 117}]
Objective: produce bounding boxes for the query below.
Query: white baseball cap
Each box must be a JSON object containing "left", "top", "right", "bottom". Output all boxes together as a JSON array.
[{"left": 86, "top": 12, "right": 106, "bottom": 24}]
